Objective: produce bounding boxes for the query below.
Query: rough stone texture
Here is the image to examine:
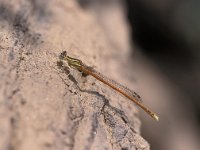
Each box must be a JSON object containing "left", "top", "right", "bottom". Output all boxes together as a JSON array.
[{"left": 0, "top": 0, "right": 149, "bottom": 150}]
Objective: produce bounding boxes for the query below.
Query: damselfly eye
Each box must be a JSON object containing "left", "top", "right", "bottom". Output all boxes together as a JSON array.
[{"left": 59, "top": 51, "right": 67, "bottom": 59}]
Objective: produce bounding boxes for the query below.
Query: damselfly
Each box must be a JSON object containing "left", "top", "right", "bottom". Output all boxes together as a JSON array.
[{"left": 59, "top": 51, "right": 159, "bottom": 121}]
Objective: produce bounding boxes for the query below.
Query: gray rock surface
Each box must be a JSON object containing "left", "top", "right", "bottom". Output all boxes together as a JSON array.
[{"left": 0, "top": 0, "right": 149, "bottom": 150}]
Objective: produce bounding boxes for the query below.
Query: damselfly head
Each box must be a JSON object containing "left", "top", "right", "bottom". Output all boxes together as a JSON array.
[{"left": 59, "top": 51, "right": 67, "bottom": 60}]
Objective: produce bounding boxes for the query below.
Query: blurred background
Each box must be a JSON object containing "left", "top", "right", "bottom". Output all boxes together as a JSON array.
[{"left": 78, "top": 0, "right": 200, "bottom": 150}]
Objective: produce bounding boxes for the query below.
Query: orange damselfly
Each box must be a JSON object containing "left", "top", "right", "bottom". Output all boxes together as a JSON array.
[{"left": 59, "top": 51, "right": 159, "bottom": 121}]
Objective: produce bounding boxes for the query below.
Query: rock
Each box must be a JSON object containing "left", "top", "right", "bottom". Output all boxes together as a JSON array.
[{"left": 0, "top": 0, "right": 149, "bottom": 150}]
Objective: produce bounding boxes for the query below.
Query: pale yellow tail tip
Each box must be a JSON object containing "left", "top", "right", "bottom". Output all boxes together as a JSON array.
[{"left": 153, "top": 114, "right": 159, "bottom": 121}]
